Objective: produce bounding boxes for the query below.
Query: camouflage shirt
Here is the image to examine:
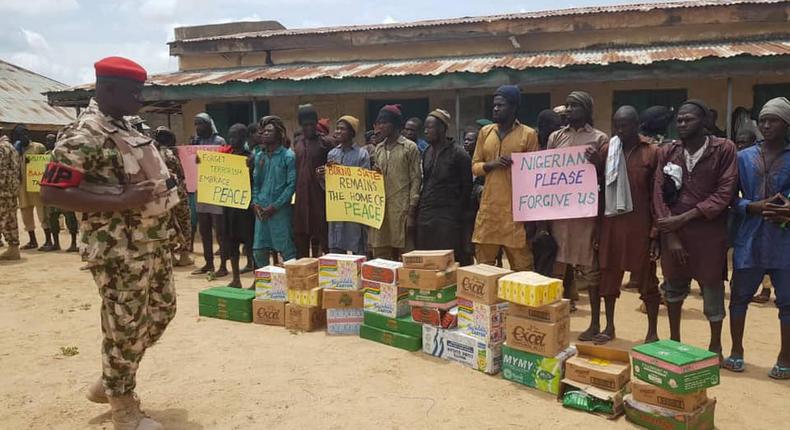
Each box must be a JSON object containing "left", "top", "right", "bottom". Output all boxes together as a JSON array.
[
  {"left": 0, "top": 136, "right": 20, "bottom": 197},
  {"left": 45, "top": 98, "right": 173, "bottom": 262}
]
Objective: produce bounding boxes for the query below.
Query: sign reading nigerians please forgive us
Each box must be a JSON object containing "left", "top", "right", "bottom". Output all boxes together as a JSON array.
[
  {"left": 511, "top": 146, "right": 598, "bottom": 222},
  {"left": 325, "top": 165, "right": 385, "bottom": 229}
]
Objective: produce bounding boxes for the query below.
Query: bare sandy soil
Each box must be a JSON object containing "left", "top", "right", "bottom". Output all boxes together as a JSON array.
[{"left": 1, "top": 227, "right": 788, "bottom": 430}]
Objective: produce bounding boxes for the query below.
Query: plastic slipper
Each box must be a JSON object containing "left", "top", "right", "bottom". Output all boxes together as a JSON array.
[
  {"left": 577, "top": 329, "right": 598, "bottom": 342},
  {"left": 722, "top": 356, "right": 745, "bottom": 372},
  {"left": 769, "top": 364, "right": 790, "bottom": 380},
  {"left": 592, "top": 333, "right": 614, "bottom": 345}
]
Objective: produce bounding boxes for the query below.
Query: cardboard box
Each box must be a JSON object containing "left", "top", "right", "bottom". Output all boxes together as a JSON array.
[
  {"left": 456, "top": 264, "right": 514, "bottom": 304},
  {"left": 359, "top": 324, "right": 421, "bottom": 351},
  {"left": 287, "top": 286, "right": 323, "bottom": 307},
  {"left": 630, "top": 379, "right": 708, "bottom": 413},
  {"left": 631, "top": 340, "right": 720, "bottom": 394},
  {"left": 457, "top": 298, "right": 508, "bottom": 343},
  {"left": 508, "top": 299, "right": 570, "bottom": 323},
  {"left": 363, "top": 282, "right": 409, "bottom": 318},
  {"left": 411, "top": 305, "right": 458, "bottom": 328},
  {"left": 497, "top": 271, "right": 563, "bottom": 307},
  {"left": 401, "top": 249, "right": 454, "bottom": 270},
  {"left": 284, "top": 258, "right": 319, "bottom": 278},
  {"left": 254, "top": 265, "right": 288, "bottom": 301},
  {"left": 559, "top": 379, "right": 626, "bottom": 419},
  {"left": 322, "top": 289, "right": 364, "bottom": 309},
  {"left": 407, "top": 299, "right": 457, "bottom": 311},
  {"left": 505, "top": 314, "right": 570, "bottom": 357},
  {"left": 422, "top": 325, "right": 502, "bottom": 374},
  {"left": 502, "top": 344, "right": 576, "bottom": 395},
  {"left": 565, "top": 344, "right": 631, "bottom": 392},
  {"left": 288, "top": 273, "right": 318, "bottom": 291},
  {"left": 361, "top": 259, "right": 402, "bottom": 285},
  {"left": 252, "top": 300, "right": 286, "bottom": 326},
  {"left": 318, "top": 253, "right": 366, "bottom": 290},
  {"left": 326, "top": 307, "right": 364, "bottom": 336},
  {"left": 363, "top": 311, "right": 423, "bottom": 338},
  {"left": 198, "top": 286, "right": 255, "bottom": 323},
  {"left": 624, "top": 395, "right": 715, "bottom": 430},
  {"left": 285, "top": 303, "right": 325, "bottom": 331},
  {"left": 398, "top": 263, "right": 458, "bottom": 291},
  {"left": 407, "top": 285, "right": 457, "bottom": 303}
]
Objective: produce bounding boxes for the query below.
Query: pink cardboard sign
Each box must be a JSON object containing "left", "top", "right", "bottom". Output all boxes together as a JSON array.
[
  {"left": 177, "top": 145, "right": 221, "bottom": 192},
  {"left": 511, "top": 146, "right": 598, "bottom": 221}
]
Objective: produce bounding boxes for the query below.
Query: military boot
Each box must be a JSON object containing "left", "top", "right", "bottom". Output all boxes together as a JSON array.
[
  {"left": 0, "top": 245, "right": 20, "bottom": 260},
  {"left": 109, "top": 394, "right": 163, "bottom": 430},
  {"left": 174, "top": 250, "right": 194, "bottom": 267},
  {"left": 85, "top": 378, "right": 108, "bottom": 404}
]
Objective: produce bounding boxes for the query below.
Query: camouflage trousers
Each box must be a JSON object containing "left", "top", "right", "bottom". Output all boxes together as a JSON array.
[
  {"left": 0, "top": 195, "right": 19, "bottom": 246},
  {"left": 90, "top": 246, "right": 177, "bottom": 396},
  {"left": 170, "top": 189, "right": 192, "bottom": 252}
]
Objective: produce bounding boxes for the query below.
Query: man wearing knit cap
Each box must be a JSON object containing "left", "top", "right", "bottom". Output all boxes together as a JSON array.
[
  {"left": 416, "top": 109, "right": 472, "bottom": 265},
  {"left": 41, "top": 56, "right": 175, "bottom": 430},
  {"left": 293, "top": 103, "right": 332, "bottom": 258},
  {"left": 472, "top": 85, "right": 539, "bottom": 270},
  {"left": 369, "top": 104, "right": 422, "bottom": 260},
  {"left": 725, "top": 97, "right": 790, "bottom": 379}
]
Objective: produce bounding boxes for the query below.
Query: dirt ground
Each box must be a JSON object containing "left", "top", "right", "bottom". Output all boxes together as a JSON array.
[{"left": 1, "top": 227, "right": 788, "bottom": 430}]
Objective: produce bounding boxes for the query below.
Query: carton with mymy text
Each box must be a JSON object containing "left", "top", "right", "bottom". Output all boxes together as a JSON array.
[
  {"left": 326, "top": 307, "right": 364, "bottom": 336},
  {"left": 401, "top": 249, "right": 454, "bottom": 270},
  {"left": 363, "top": 280, "right": 409, "bottom": 318},
  {"left": 631, "top": 340, "right": 720, "bottom": 394},
  {"left": 502, "top": 344, "right": 576, "bottom": 395},
  {"left": 624, "top": 395, "right": 715, "bottom": 430},
  {"left": 322, "top": 289, "right": 364, "bottom": 309},
  {"left": 508, "top": 299, "right": 570, "bottom": 323},
  {"left": 361, "top": 259, "right": 402, "bottom": 285},
  {"left": 565, "top": 344, "right": 631, "bottom": 392},
  {"left": 505, "top": 314, "right": 570, "bottom": 357},
  {"left": 630, "top": 378, "right": 708, "bottom": 414},
  {"left": 252, "top": 299, "right": 286, "bottom": 326},
  {"left": 285, "top": 303, "right": 326, "bottom": 332},
  {"left": 318, "top": 253, "right": 366, "bottom": 290},
  {"left": 283, "top": 257, "right": 319, "bottom": 278},
  {"left": 497, "top": 271, "right": 563, "bottom": 307},
  {"left": 287, "top": 286, "right": 323, "bottom": 307},
  {"left": 456, "top": 264, "right": 513, "bottom": 304},
  {"left": 457, "top": 298, "right": 508, "bottom": 343},
  {"left": 398, "top": 263, "right": 458, "bottom": 291},
  {"left": 254, "top": 265, "right": 287, "bottom": 301},
  {"left": 422, "top": 325, "right": 502, "bottom": 374}
]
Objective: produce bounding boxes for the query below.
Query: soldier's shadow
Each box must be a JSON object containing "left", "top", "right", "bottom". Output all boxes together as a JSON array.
[{"left": 89, "top": 408, "right": 204, "bottom": 429}]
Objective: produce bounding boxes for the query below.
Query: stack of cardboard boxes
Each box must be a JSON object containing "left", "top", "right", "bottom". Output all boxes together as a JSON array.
[
  {"left": 498, "top": 271, "right": 575, "bottom": 396},
  {"left": 198, "top": 286, "right": 256, "bottom": 323},
  {"left": 625, "top": 340, "right": 719, "bottom": 430},
  {"left": 402, "top": 250, "right": 459, "bottom": 328},
  {"left": 422, "top": 263, "right": 512, "bottom": 374},
  {"left": 284, "top": 258, "right": 325, "bottom": 331},
  {"left": 252, "top": 265, "right": 289, "bottom": 326},
  {"left": 319, "top": 254, "right": 366, "bottom": 335}
]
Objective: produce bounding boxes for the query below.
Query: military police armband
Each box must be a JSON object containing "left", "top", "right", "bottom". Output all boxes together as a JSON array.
[{"left": 40, "top": 162, "right": 84, "bottom": 188}]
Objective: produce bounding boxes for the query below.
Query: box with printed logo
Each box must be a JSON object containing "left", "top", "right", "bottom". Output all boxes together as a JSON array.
[
  {"left": 285, "top": 303, "right": 325, "bottom": 331},
  {"left": 457, "top": 298, "right": 508, "bottom": 343},
  {"left": 398, "top": 263, "right": 458, "bottom": 291},
  {"left": 318, "top": 253, "right": 366, "bottom": 290},
  {"left": 422, "top": 325, "right": 502, "bottom": 374},
  {"left": 284, "top": 257, "right": 319, "bottom": 278},
  {"left": 361, "top": 258, "right": 402, "bottom": 285},
  {"left": 363, "top": 280, "right": 409, "bottom": 318},
  {"left": 287, "top": 286, "right": 323, "bottom": 307},
  {"left": 508, "top": 299, "right": 570, "bottom": 323},
  {"left": 411, "top": 305, "right": 457, "bottom": 328},
  {"left": 326, "top": 307, "right": 364, "bottom": 336},
  {"left": 502, "top": 344, "right": 576, "bottom": 395},
  {"left": 401, "top": 250, "right": 454, "bottom": 270},
  {"left": 497, "top": 271, "right": 563, "bottom": 307},
  {"left": 359, "top": 323, "right": 421, "bottom": 351},
  {"left": 254, "top": 266, "right": 287, "bottom": 301},
  {"left": 457, "top": 264, "right": 513, "bottom": 304},
  {"left": 407, "top": 284, "right": 457, "bottom": 303},
  {"left": 631, "top": 340, "right": 720, "bottom": 394},
  {"left": 505, "top": 313, "right": 570, "bottom": 357},
  {"left": 252, "top": 300, "right": 286, "bottom": 326},
  {"left": 323, "top": 289, "right": 364, "bottom": 309}
]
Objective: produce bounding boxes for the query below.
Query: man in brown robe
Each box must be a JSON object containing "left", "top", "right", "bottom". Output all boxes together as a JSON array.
[
  {"left": 292, "top": 104, "right": 331, "bottom": 258},
  {"left": 597, "top": 106, "right": 661, "bottom": 344},
  {"left": 654, "top": 99, "right": 738, "bottom": 359}
]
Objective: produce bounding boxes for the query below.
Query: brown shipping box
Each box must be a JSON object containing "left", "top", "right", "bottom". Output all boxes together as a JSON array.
[
  {"left": 252, "top": 300, "right": 286, "bottom": 326},
  {"left": 398, "top": 263, "right": 458, "bottom": 291},
  {"left": 322, "top": 289, "right": 364, "bottom": 309},
  {"left": 630, "top": 378, "right": 708, "bottom": 413},
  {"left": 285, "top": 303, "right": 326, "bottom": 331},
  {"left": 401, "top": 250, "right": 454, "bottom": 270},
  {"left": 456, "top": 264, "right": 513, "bottom": 304},
  {"left": 508, "top": 299, "right": 571, "bottom": 323},
  {"left": 565, "top": 344, "right": 631, "bottom": 392},
  {"left": 284, "top": 258, "right": 319, "bottom": 278},
  {"left": 505, "top": 314, "right": 570, "bottom": 357},
  {"left": 288, "top": 273, "right": 319, "bottom": 290}
]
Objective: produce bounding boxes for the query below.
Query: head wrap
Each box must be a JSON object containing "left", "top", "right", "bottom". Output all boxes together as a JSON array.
[
  {"left": 428, "top": 109, "right": 452, "bottom": 129},
  {"left": 475, "top": 118, "right": 493, "bottom": 127},
  {"left": 94, "top": 56, "right": 147, "bottom": 83},
  {"left": 259, "top": 115, "right": 287, "bottom": 145},
  {"left": 316, "top": 118, "right": 331, "bottom": 135},
  {"left": 567, "top": 91, "right": 594, "bottom": 117},
  {"left": 494, "top": 85, "right": 521, "bottom": 108},
  {"left": 337, "top": 115, "right": 360, "bottom": 136},
  {"left": 679, "top": 99, "right": 711, "bottom": 120},
  {"left": 195, "top": 112, "right": 218, "bottom": 134},
  {"left": 640, "top": 106, "right": 674, "bottom": 135},
  {"left": 298, "top": 104, "right": 318, "bottom": 125},
  {"left": 376, "top": 104, "right": 403, "bottom": 126},
  {"left": 759, "top": 97, "right": 790, "bottom": 126}
]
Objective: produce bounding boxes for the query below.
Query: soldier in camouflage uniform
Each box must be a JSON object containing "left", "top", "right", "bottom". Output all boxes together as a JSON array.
[
  {"left": 0, "top": 134, "right": 21, "bottom": 260},
  {"left": 41, "top": 57, "right": 176, "bottom": 430},
  {"left": 153, "top": 126, "right": 194, "bottom": 266}
]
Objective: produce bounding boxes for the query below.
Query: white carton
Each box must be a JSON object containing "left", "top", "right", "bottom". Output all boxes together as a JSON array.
[
  {"left": 254, "top": 265, "right": 287, "bottom": 301},
  {"left": 319, "top": 254, "right": 366, "bottom": 290},
  {"left": 422, "top": 325, "right": 502, "bottom": 375}
]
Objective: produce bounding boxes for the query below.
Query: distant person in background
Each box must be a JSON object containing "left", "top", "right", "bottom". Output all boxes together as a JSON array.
[
  {"left": 735, "top": 127, "right": 758, "bottom": 150},
  {"left": 13, "top": 124, "right": 48, "bottom": 251},
  {"left": 553, "top": 105, "right": 569, "bottom": 127},
  {"left": 640, "top": 106, "right": 676, "bottom": 146},
  {"left": 223, "top": 124, "right": 256, "bottom": 288},
  {"left": 537, "top": 109, "right": 562, "bottom": 150},
  {"left": 40, "top": 133, "right": 79, "bottom": 253},
  {"left": 462, "top": 126, "right": 482, "bottom": 266},
  {"left": 0, "top": 131, "right": 20, "bottom": 260},
  {"left": 362, "top": 130, "right": 378, "bottom": 167},
  {"left": 402, "top": 117, "right": 428, "bottom": 155},
  {"left": 154, "top": 126, "right": 194, "bottom": 267},
  {"left": 708, "top": 108, "right": 727, "bottom": 138}
]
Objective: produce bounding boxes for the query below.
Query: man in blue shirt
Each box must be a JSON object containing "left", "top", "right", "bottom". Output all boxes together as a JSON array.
[
  {"left": 724, "top": 97, "right": 790, "bottom": 380},
  {"left": 402, "top": 117, "right": 428, "bottom": 155}
]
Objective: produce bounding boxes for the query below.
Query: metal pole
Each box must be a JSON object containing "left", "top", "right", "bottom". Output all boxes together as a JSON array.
[
  {"left": 726, "top": 78, "right": 733, "bottom": 139},
  {"left": 454, "top": 90, "right": 461, "bottom": 141},
  {"left": 252, "top": 100, "right": 258, "bottom": 123}
]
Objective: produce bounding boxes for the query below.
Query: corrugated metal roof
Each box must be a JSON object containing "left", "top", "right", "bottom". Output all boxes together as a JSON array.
[
  {"left": 173, "top": 0, "right": 785, "bottom": 43},
  {"left": 146, "top": 38, "right": 790, "bottom": 87},
  {"left": 0, "top": 60, "right": 76, "bottom": 126}
]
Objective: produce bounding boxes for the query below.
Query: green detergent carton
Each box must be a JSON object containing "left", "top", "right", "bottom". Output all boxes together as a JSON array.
[
  {"left": 407, "top": 285, "right": 457, "bottom": 303},
  {"left": 501, "top": 344, "right": 576, "bottom": 395},
  {"left": 363, "top": 312, "right": 423, "bottom": 338},
  {"left": 631, "top": 340, "right": 720, "bottom": 394},
  {"left": 198, "top": 286, "right": 255, "bottom": 322},
  {"left": 359, "top": 324, "right": 421, "bottom": 352}
]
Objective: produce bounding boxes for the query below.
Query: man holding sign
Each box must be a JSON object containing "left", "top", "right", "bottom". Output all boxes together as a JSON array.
[{"left": 14, "top": 124, "right": 48, "bottom": 250}]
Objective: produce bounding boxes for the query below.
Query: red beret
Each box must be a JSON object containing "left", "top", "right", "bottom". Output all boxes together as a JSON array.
[{"left": 94, "top": 56, "right": 147, "bottom": 83}]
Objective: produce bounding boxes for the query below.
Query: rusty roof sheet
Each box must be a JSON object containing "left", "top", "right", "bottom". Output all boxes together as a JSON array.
[
  {"left": 0, "top": 60, "right": 76, "bottom": 126},
  {"left": 174, "top": 1, "right": 785, "bottom": 43},
  {"left": 145, "top": 38, "right": 790, "bottom": 87}
]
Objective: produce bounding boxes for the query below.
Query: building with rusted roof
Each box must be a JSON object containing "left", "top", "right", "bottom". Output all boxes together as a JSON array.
[{"left": 47, "top": 0, "right": 789, "bottom": 142}]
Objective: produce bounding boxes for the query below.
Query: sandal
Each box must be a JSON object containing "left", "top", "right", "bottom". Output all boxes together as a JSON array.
[
  {"left": 769, "top": 364, "right": 790, "bottom": 380},
  {"left": 592, "top": 333, "right": 615, "bottom": 345},
  {"left": 722, "top": 356, "right": 745, "bottom": 373},
  {"left": 577, "top": 328, "right": 599, "bottom": 342}
]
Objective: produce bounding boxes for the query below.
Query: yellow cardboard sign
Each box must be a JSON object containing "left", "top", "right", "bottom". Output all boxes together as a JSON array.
[
  {"left": 26, "top": 154, "right": 50, "bottom": 193},
  {"left": 325, "top": 164, "right": 385, "bottom": 229},
  {"left": 196, "top": 150, "right": 251, "bottom": 209}
]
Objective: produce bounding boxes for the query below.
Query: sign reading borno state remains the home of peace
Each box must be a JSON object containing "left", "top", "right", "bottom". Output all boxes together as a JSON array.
[{"left": 511, "top": 146, "right": 598, "bottom": 222}]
